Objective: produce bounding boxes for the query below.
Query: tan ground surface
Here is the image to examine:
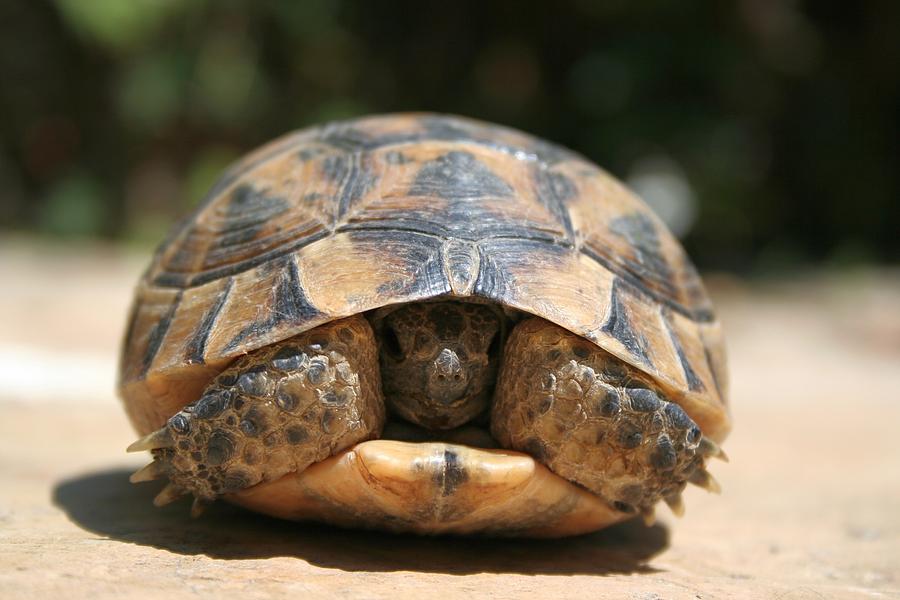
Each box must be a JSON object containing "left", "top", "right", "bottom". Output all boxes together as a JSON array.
[{"left": 1, "top": 238, "right": 898, "bottom": 599}]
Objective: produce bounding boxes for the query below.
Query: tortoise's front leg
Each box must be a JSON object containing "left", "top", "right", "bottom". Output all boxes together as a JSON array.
[
  {"left": 491, "top": 318, "right": 725, "bottom": 522},
  {"left": 128, "top": 316, "right": 385, "bottom": 515}
]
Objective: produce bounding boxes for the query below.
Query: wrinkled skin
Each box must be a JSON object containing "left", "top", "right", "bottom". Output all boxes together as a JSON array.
[{"left": 376, "top": 302, "right": 502, "bottom": 429}]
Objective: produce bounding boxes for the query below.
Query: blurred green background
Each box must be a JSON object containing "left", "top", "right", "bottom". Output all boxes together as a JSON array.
[{"left": 0, "top": 0, "right": 897, "bottom": 273}]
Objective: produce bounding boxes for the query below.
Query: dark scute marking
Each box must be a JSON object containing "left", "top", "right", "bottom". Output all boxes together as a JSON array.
[
  {"left": 609, "top": 212, "right": 676, "bottom": 297},
  {"left": 185, "top": 278, "right": 234, "bottom": 364},
  {"left": 341, "top": 229, "right": 449, "bottom": 299},
  {"left": 321, "top": 153, "right": 379, "bottom": 220},
  {"left": 435, "top": 449, "right": 469, "bottom": 497},
  {"left": 385, "top": 150, "right": 411, "bottom": 164},
  {"left": 194, "top": 389, "right": 232, "bottom": 419},
  {"left": 473, "top": 253, "right": 508, "bottom": 299},
  {"left": 192, "top": 127, "right": 314, "bottom": 215},
  {"left": 660, "top": 309, "right": 705, "bottom": 392},
  {"left": 420, "top": 116, "right": 476, "bottom": 142},
  {"left": 613, "top": 501, "right": 636, "bottom": 514},
  {"left": 580, "top": 244, "right": 713, "bottom": 323},
  {"left": 297, "top": 147, "right": 326, "bottom": 162},
  {"left": 206, "top": 432, "right": 235, "bottom": 467},
  {"left": 140, "top": 292, "right": 182, "bottom": 376},
  {"left": 224, "top": 257, "right": 325, "bottom": 352},
  {"left": 651, "top": 436, "right": 678, "bottom": 470},
  {"left": 151, "top": 227, "right": 331, "bottom": 289},
  {"left": 664, "top": 403, "right": 694, "bottom": 430},
  {"left": 473, "top": 238, "right": 573, "bottom": 301},
  {"left": 220, "top": 183, "right": 289, "bottom": 229},
  {"left": 319, "top": 125, "right": 375, "bottom": 152},
  {"left": 319, "top": 115, "right": 575, "bottom": 165},
  {"left": 532, "top": 167, "right": 576, "bottom": 242},
  {"left": 626, "top": 388, "right": 661, "bottom": 412},
  {"left": 340, "top": 219, "right": 451, "bottom": 239},
  {"left": 408, "top": 151, "right": 514, "bottom": 199},
  {"left": 679, "top": 259, "right": 716, "bottom": 320},
  {"left": 600, "top": 279, "right": 652, "bottom": 367},
  {"left": 420, "top": 115, "right": 578, "bottom": 165},
  {"left": 168, "top": 413, "right": 191, "bottom": 434}
]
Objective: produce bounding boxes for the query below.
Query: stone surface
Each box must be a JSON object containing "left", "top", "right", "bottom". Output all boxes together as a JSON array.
[{"left": 1, "top": 238, "right": 899, "bottom": 599}]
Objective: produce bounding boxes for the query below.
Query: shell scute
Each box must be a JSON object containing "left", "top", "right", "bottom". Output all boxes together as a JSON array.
[{"left": 121, "top": 113, "right": 729, "bottom": 442}]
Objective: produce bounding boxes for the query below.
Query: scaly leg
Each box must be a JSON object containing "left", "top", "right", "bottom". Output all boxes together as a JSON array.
[
  {"left": 491, "top": 318, "right": 725, "bottom": 522},
  {"left": 128, "top": 316, "right": 385, "bottom": 515}
]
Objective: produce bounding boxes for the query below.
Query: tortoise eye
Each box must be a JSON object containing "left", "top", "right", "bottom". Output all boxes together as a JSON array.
[{"left": 383, "top": 326, "right": 404, "bottom": 360}]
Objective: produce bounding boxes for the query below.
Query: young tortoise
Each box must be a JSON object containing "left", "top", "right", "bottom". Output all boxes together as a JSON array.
[{"left": 121, "top": 113, "right": 730, "bottom": 537}]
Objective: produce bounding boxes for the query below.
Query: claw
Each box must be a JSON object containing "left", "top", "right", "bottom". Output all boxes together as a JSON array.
[
  {"left": 190, "top": 497, "right": 209, "bottom": 519},
  {"left": 664, "top": 492, "right": 685, "bottom": 517},
  {"left": 640, "top": 506, "right": 656, "bottom": 526},
  {"left": 127, "top": 427, "right": 174, "bottom": 453},
  {"left": 698, "top": 437, "right": 729, "bottom": 462},
  {"left": 689, "top": 469, "right": 722, "bottom": 494},
  {"left": 153, "top": 483, "right": 186, "bottom": 507},
  {"left": 129, "top": 460, "right": 165, "bottom": 483}
]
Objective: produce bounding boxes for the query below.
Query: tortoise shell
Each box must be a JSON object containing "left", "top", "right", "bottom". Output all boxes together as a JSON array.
[{"left": 120, "top": 113, "right": 730, "bottom": 451}]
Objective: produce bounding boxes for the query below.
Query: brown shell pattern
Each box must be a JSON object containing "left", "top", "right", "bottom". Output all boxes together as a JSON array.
[{"left": 120, "top": 113, "right": 730, "bottom": 443}]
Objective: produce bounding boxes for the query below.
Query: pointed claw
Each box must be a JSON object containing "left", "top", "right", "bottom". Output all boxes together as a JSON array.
[
  {"left": 689, "top": 469, "right": 722, "bottom": 494},
  {"left": 190, "top": 497, "right": 209, "bottom": 519},
  {"left": 127, "top": 427, "right": 174, "bottom": 453},
  {"left": 129, "top": 460, "right": 166, "bottom": 483},
  {"left": 664, "top": 493, "right": 685, "bottom": 517},
  {"left": 153, "top": 483, "right": 186, "bottom": 507},
  {"left": 640, "top": 506, "right": 656, "bottom": 526},
  {"left": 698, "top": 437, "right": 729, "bottom": 462}
]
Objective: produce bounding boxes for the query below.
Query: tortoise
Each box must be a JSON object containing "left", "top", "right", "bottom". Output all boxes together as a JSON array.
[{"left": 120, "top": 113, "right": 730, "bottom": 537}]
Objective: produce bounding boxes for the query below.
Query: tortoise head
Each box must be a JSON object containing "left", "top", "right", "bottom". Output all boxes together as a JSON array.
[{"left": 378, "top": 302, "right": 501, "bottom": 429}]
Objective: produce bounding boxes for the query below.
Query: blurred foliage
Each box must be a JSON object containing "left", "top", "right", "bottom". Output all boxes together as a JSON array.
[{"left": 0, "top": 0, "right": 897, "bottom": 270}]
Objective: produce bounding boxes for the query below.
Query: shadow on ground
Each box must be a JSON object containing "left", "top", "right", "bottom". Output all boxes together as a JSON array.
[{"left": 53, "top": 467, "right": 668, "bottom": 575}]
